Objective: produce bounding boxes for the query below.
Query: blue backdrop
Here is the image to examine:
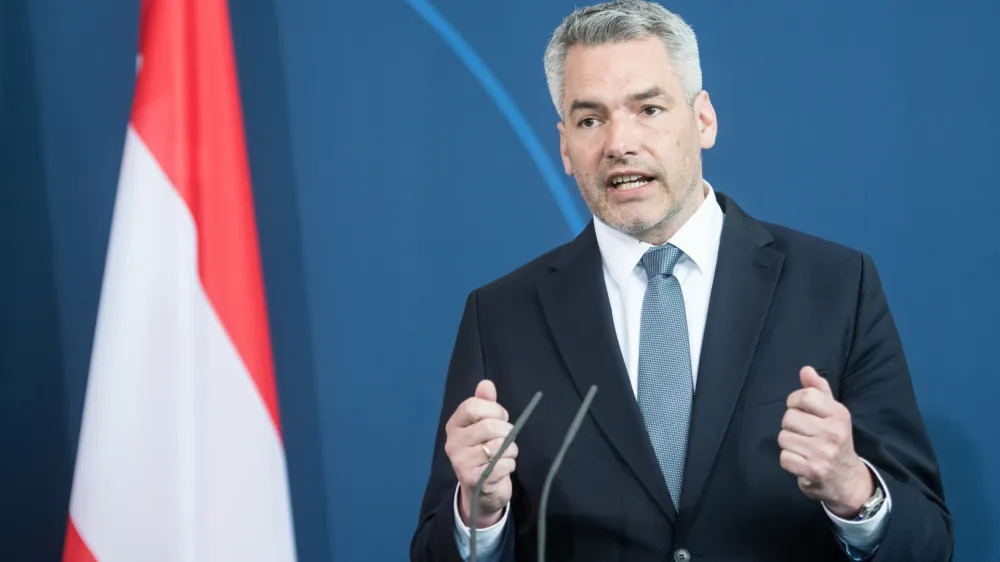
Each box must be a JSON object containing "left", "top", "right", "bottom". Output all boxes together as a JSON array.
[{"left": 1, "top": 0, "right": 997, "bottom": 560}]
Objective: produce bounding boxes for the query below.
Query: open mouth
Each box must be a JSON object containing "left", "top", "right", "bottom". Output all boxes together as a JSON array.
[{"left": 607, "top": 174, "right": 653, "bottom": 191}]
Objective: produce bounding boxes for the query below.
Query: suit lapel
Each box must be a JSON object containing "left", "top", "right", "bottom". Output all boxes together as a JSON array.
[
  {"left": 678, "top": 194, "right": 784, "bottom": 518},
  {"left": 537, "top": 223, "right": 678, "bottom": 523}
]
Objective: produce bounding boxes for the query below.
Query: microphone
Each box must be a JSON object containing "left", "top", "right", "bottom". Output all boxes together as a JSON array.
[
  {"left": 469, "top": 390, "right": 543, "bottom": 562},
  {"left": 538, "top": 384, "right": 598, "bottom": 562}
]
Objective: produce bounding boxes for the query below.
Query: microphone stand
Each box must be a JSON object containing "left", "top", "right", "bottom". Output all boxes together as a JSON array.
[
  {"left": 538, "top": 385, "right": 598, "bottom": 562},
  {"left": 469, "top": 390, "right": 543, "bottom": 562}
]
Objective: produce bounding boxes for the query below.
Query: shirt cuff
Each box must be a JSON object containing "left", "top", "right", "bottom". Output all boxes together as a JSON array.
[
  {"left": 452, "top": 484, "right": 509, "bottom": 560},
  {"left": 823, "top": 458, "right": 893, "bottom": 552}
]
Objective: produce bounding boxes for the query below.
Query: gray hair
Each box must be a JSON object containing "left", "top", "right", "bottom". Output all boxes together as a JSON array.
[{"left": 543, "top": 0, "right": 702, "bottom": 119}]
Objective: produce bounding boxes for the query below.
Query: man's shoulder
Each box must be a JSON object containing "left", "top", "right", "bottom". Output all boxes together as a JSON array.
[
  {"left": 717, "top": 192, "right": 873, "bottom": 282},
  {"left": 718, "top": 191, "right": 871, "bottom": 271},
  {"left": 472, "top": 238, "right": 575, "bottom": 298},
  {"left": 762, "top": 220, "right": 864, "bottom": 260},
  {"left": 756, "top": 219, "right": 874, "bottom": 287}
]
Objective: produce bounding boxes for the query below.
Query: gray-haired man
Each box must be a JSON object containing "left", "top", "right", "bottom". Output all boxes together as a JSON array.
[{"left": 412, "top": 2, "right": 952, "bottom": 560}]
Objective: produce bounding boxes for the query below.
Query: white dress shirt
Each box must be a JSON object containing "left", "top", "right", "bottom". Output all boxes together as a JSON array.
[{"left": 454, "top": 182, "right": 891, "bottom": 560}]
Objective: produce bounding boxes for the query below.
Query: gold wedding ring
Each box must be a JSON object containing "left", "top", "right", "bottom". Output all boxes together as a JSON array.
[{"left": 482, "top": 444, "right": 493, "bottom": 462}]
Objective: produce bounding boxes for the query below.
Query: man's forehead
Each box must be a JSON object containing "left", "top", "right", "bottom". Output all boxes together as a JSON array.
[
  {"left": 564, "top": 64, "right": 677, "bottom": 102},
  {"left": 564, "top": 37, "right": 673, "bottom": 67},
  {"left": 568, "top": 70, "right": 668, "bottom": 94},
  {"left": 564, "top": 41, "right": 677, "bottom": 86}
]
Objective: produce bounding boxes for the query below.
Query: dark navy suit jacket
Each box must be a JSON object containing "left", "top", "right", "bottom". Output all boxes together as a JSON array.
[{"left": 411, "top": 192, "right": 952, "bottom": 562}]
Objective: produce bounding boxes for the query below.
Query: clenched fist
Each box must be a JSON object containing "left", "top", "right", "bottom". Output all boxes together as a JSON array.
[
  {"left": 779, "top": 366, "right": 875, "bottom": 518},
  {"left": 445, "top": 380, "right": 518, "bottom": 528}
]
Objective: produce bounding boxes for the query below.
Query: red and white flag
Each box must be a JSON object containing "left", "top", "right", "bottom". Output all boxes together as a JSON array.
[{"left": 62, "top": 0, "right": 297, "bottom": 560}]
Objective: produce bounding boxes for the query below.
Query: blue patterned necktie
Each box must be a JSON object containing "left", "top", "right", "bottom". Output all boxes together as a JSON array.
[{"left": 636, "top": 244, "right": 693, "bottom": 511}]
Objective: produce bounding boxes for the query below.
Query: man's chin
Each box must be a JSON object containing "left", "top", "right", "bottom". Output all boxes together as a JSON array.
[{"left": 601, "top": 214, "right": 663, "bottom": 236}]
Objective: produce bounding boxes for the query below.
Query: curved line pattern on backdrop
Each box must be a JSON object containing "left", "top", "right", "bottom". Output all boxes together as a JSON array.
[{"left": 404, "top": 0, "right": 585, "bottom": 235}]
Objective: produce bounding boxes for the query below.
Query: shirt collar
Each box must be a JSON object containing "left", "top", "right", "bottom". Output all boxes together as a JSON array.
[{"left": 593, "top": 181, "right": 724, "bottom": 288}]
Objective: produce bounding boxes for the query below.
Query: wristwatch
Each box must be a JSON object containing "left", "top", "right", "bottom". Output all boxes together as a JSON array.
[{"left": 853, "top": 479, "right": 886, "bottom": 521}]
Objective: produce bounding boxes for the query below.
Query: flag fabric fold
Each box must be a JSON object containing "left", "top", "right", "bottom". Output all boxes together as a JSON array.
[{"left": 63, "top": 0, "right": 297, "bottom": 560}]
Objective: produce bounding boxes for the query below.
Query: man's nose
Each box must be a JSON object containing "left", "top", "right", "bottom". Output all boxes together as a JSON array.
[{"left": 604, "top": 117, "right": 640, "bottom": 159}]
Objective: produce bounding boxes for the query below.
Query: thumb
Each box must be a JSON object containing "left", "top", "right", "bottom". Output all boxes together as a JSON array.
[
  {"left": 800, "top": 366, "right": 832, "bottom": 396},
  {"left": 475, "top": 379, "right": 508, "bottom": 421},
  {"left": 475, "top": 379, "right": 497, "bottom": 402}
]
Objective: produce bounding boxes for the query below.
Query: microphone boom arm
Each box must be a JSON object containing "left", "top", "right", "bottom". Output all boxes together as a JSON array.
[
  {"left": 538, "top": 385, "right": 598, "bottom": 562},
  {"left": 469, "top": 390, "right": 543, "bottom": 562}
]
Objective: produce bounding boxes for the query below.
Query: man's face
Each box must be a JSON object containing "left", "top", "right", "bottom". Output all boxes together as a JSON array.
[{"left": 557, "top": 37, "right": 718, "bottom": 243}]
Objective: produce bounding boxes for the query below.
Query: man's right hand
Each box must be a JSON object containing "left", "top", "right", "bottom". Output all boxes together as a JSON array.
[{"left": 445, "top": 379, "right": 518, "bottom": 529}]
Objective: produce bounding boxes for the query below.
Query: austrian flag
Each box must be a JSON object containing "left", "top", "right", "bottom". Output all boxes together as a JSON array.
[{"left": 62, "top": 0, "right": 298, "bottom": 560}]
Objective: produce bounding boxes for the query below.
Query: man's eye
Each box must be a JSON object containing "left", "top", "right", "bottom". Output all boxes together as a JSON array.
[
  {"left": 579, "top": 118, "right": 598, "bottom": 128},
  {"left": 642, "top": 106, "right": 663, "bottom": 116}
]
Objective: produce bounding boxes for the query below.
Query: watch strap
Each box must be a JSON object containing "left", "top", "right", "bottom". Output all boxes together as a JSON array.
[{"left": 854, "top": 480, "right": 886, "bottom": 521}]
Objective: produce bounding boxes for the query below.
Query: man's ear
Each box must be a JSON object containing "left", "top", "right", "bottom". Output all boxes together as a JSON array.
[
  {"left": 557, "top": 121, "right": 573, "bottom": 175},
  {"left": 694, "top": 90, "right": 718, "bottom": 150}
]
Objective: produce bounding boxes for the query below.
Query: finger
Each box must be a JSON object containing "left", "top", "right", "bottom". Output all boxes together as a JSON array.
[
  {"left": 454, "top": 397, "right": 509, "bottom": 428},
  {"left": 484, "top": 458, "right": 516, "bottom": 485},
  {"left": 476, "top": 380, "right": 511, "bottom": 422},
  {"left": 476, "top": 379, "right": 497, "bottom": 402},
  {"left": 800, "top": 366, "right": 832, "bottom": 397},
  {"left": 475, "top": 380, "right": 510, "bottom": 422},
  {"left": 484, "top": 436, "right": 519, "bottom": 460},
  {"left": 779, "top": 449, "right": 811, "bottom": 480},
  {"left": 786, "top": 387, "right": 838, "bottom": 418},
  {"left": 777, "top": 429, "right": 814, "bottom": 459},
  {"left": 463, "top": 458, "right": 516, "bottom": 490},
  {"left": 461, "top": 436, "right": 517, "bottom": 470},
  {"left": 460, "top": 418, "right": 514, "bottom": 448},
  {"left": 798, "top": 475, "right": 822, "bottom": 492},
  {"left": 781, "top": 407, "right": 823, "bottom": 437}
]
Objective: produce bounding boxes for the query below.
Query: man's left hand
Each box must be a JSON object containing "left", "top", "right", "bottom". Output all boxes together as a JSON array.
[{"left": 778, "top": 366, "right": 874, "bottom": 519}]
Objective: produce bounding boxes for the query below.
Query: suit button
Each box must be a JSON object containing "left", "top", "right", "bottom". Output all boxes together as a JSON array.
[{"left": 673, "top": 548, "right": 691, "bottom": 562}]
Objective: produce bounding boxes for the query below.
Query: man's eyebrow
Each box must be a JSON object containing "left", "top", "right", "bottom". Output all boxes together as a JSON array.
[
  {"left": 569, "top": 87, "right": 674, "bottom": 115},
  {"left": 569, "top": 99, "right": 604, "bottom": 115}
]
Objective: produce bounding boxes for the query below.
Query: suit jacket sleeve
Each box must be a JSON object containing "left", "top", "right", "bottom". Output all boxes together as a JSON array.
[
  {"left": 844, "top": 253, "right": 953, "bottom": 561},
  {"left": 411, "top": 290, "right": 516, "bottom": 562}
]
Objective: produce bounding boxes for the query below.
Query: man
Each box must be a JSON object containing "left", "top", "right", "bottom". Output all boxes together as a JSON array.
[{"left": 411, "top": 1, "right": 952, "bottom": 560}]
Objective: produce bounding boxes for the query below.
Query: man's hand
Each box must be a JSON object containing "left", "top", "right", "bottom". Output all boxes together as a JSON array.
[
  {"left": 444, "top": 379, "right": 517, "bottom": 528},
  {"left": 779, "top": 366, "right": 875, "bottom": 519}
]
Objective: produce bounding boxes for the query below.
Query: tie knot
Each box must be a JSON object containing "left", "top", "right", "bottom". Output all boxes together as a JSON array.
[{"left": 640, "top": 244, "right": 684, "bottom": 280}]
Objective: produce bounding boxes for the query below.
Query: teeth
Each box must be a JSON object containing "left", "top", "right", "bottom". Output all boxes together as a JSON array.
[
  {"left": 611, "top": 174, "right": 642, "bottom": 185},
  {"left": 610, "top": 175, "right": 650, "bottom": 190},
  {"left": 616, "top": 179, "right": 649, "bottom": 190}
]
